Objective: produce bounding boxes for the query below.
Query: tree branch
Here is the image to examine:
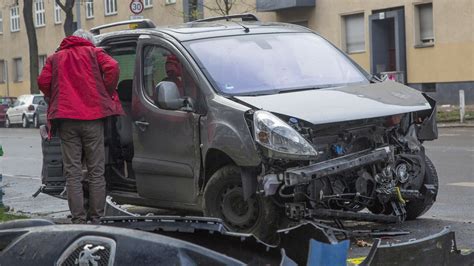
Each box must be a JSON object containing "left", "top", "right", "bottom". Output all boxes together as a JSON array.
[{"left": 55, "top": 0, "right": 66, "bottom": 11}]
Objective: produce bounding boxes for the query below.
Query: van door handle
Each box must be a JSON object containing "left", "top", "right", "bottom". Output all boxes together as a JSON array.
[
  {"left": 134, "top": 120, "right": 149, "bottom": 132},
  {"left": 135, "top": 121, "right": 150, "bottom": 127},
  {"left": 135, "top": 121, "right": 149, "bottom": 126}
]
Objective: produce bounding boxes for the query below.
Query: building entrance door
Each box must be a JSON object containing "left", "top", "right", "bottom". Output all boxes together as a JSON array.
[{"left": 369, "top": 8, "right": 407, "bottom": 83}]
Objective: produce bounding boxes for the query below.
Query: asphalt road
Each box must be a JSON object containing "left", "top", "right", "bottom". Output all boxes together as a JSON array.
[{"left": 0, "top": 127, "right": 473, "bottom": 258}]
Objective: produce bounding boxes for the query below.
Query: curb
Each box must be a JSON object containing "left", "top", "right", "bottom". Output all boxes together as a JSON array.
[{"left": 438, "top": 123, "right": 474, "bottom": 128}]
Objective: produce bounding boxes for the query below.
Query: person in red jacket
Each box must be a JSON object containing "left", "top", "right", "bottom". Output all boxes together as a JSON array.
[{"left": 38, "top": 29, "right": 123, "bottom": 224}]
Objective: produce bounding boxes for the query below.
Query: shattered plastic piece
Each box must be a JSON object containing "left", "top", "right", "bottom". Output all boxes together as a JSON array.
[
  {"left": 103, "top": 196, "right": 138, "bottom": 217},
  {"left": 360, "top": 227, "right": 474, "bottom": 265},
  {"left": 307, "top": 239, "right": 350, "bottom": 266},
  {"left": 356, "top": 239, "right": 373, "bottom": 247}
]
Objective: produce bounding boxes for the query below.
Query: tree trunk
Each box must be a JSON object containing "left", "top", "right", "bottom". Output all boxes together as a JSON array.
[
  {"left": 23, "top": 0, "right": 39, "bottom": 94},
  {"left": 56, "top": 0, "right": 75, "bottom": 37}
]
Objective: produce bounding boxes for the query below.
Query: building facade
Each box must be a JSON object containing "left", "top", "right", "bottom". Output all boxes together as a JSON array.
[
  {"left": 0, "top": 0, "right": 472, "bottom": 104},
  {"left": 260, "top": 0, "right": 474, "bottom": 104},
  {"left": 0, "top": 0, "right": 275, "bottom": 97}
]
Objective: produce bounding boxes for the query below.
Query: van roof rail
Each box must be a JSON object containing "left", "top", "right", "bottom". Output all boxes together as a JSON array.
[
  {"left": 192, "top": 13, "right": 259, "bottom": 23},
  {"left": 90, "top": 19, "right": 156, "bottom": 35}
]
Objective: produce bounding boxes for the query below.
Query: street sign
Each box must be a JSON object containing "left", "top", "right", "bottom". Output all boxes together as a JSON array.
[
  {"left": 130, "top": 0, "right": 144, "bottom": 15},
  {"left": 130, "top": 15, "right": 144, "bottom": 20}
]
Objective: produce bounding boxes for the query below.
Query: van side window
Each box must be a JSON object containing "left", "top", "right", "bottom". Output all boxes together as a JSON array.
[{"left": 143, "top": 45, "right": 200, "bottom": 108}]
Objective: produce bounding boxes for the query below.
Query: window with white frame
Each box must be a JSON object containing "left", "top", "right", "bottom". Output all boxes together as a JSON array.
[
  {"left": 144, "top": 0, "right": 153, "bottom": 8},
  {"left": 10, "top": 5, "right": 20, "bottom": 32},
  {"left": 104, "top": 0, "right": 117, "bottom": 16},
  {"left": 415, "top": 3, "right": 434, "bottom": 45},
  {"left": 0, "top": 60, "right": 6, "bottom": 83},
  {"left": 343, "top": 13, "right": 365, "bottom": 53},
  {"left": 0, "top": 11, "right": 3, "bottom": 34},
  {"left": 86, "top": 0, "right": 94, "bottom": 19},
  {"left": 38, "top": 55, "right": 47, "bottom": 74},
  {"left": 54, "top": 2, "right": 62, "bottom": 24},
  {"left": 35, "top": 0, "right": 46, "bottom": 27},
  {"left": 13, "top": 58, "right": 23, "bottom": 82}
]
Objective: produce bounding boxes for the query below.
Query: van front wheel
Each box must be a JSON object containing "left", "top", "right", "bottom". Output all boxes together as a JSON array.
[{"left": 203, "top": 165, "right": 279, "bottom": 243}]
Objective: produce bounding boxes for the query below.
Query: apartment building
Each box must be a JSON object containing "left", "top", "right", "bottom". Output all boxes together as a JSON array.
[
  {"left": 1, "top": 0, "right": 472, "bottom": 104},
  {"left": 0, "top": 0, "right": 275, "bottom": 97},
  {"left": 258, "top": 0, "right": 474, "bottom": 103}
]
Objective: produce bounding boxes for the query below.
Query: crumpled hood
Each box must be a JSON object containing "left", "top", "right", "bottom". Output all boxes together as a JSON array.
[
  {"left": 234, "top": 81, "right": 432, "bottom": 125},
  {"left": 59, "top": 36, "right": 95, "bottom": 50}
]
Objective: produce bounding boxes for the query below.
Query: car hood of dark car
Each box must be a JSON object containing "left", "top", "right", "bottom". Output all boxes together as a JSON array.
[{"left": 234, "top": 80, "right": 432, "bottom": 125}]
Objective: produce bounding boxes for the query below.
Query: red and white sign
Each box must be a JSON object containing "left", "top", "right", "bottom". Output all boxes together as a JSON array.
[{"left": 130, "top": 0, "right": 144, "bottom": 15}]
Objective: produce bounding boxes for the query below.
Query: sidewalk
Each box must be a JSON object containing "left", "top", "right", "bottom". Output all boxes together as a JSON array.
[{"left": 438, "top": 121, "right": 474, "bottom": 128}]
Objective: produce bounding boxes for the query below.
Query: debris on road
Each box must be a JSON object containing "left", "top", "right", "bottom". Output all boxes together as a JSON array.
[
  {"left": 100, "top": 197, "right": 474, "bottom": 265},
  {"left": 356, "top": 239, "right": 373, "bottom": 247},
  {"left": 360, "top": 227, "right": 474, "bottom": 265}
]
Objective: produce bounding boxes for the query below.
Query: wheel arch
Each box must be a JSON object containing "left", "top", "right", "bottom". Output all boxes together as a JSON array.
[
  {"left": 203, "top": 148, "right": 235, "bottom": 189},
  {"left": 203, "top": 148, "right": 260, "bottom": 200}
]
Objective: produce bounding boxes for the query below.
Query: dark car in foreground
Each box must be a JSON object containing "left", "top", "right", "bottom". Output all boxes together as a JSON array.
[
  {"left": 0, "top": 97, "right": 17, "bottom": 126},
  {"left": 40, "top": 15, "right": 439, "bottom": 240},
  {"left": 5, "top": 94, "right": 47, "bottom": 128}
]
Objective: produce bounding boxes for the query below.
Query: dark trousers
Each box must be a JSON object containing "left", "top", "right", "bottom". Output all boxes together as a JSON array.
[{"left": 59, "top": 119, "right": 106, "bottom": 224}]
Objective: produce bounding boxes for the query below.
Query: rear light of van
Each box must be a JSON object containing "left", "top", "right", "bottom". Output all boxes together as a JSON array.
[{"left": 28, "top": 105, "right": 35, "bottom": 111}]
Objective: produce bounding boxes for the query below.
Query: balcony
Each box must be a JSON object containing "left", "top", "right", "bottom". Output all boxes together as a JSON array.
[{"left": 257, "top": 0, "right": 315, "bottom": 12}]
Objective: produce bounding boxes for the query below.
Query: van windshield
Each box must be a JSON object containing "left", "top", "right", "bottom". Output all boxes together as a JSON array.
[{"left": 185, "top": 33, "right": 369, "bottom": 96}]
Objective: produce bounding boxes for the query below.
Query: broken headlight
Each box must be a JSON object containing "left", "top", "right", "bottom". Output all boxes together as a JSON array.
[{"left": 253, "top": 111, "right": 317, "bottom": 159}]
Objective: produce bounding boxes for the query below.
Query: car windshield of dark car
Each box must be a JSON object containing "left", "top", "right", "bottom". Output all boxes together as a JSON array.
[
  {"left": 33, "top": 96, "right": 44, "bottom": 104},
  {"left": 185, "top": 33, "right": 369, "bottom": 95}
]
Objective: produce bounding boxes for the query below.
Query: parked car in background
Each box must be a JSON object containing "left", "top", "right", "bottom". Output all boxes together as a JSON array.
[
  {"left": 0, "top": 97, "right": 17, "bottom": 126},
  {"left": 5, "top": 94, "right": 47, "bottom": 128}
]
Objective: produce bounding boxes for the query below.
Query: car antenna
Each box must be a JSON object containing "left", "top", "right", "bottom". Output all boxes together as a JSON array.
[{"left": 232, "top": 21, "right": 250, "bottom": 33}]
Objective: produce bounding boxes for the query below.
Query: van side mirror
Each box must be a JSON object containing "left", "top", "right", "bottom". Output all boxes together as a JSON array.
[{"left": 155, "top": 81, "right": 185, "bottom": 110}]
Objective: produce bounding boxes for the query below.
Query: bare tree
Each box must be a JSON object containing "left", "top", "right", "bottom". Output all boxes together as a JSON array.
[
  {"left": 205, "top": 0, "right": 235, "bottom": 16},
  {"left": 23, "top": 0, "right": 39, "bottom": 94},
  {"left": 201, "top": 0, "right": 256, "bottom": 17},
  {"left": 55, "top": 0, "right": 75, "bottom": 36}
]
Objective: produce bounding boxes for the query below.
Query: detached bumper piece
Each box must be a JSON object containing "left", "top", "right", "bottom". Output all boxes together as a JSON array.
[
  {"left": 285, "top": 147, "right": 392, "bottom": 186},
  {"left": 0, "top": 221, "right": 244, "bottom": 266},
  {"left": 361, "top": 227, "right": 474, "bottom": 266},
  {"left": 102, "top": 197, "right": 337, "bottom": 265}
]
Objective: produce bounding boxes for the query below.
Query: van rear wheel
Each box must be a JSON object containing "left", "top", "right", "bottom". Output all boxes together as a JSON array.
[{"left": 203, "top": 165, "right": 279, "bottom": 243}]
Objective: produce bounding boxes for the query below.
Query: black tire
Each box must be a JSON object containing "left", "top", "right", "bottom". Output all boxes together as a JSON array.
[
  {"left": 4, "top": 117, "right": 10, "bottom": 128},
  {"left": 405, "top": 156, "right": 439, "bottom": 220},
  {"left": 203, "top": 165, "right": 279, "bottom": 242},
  {"left": 33, "top": 114, "right": 40, "bottom": 128},
  {"left": 22, "top": 115, "right": 29, "bottom": 128}
]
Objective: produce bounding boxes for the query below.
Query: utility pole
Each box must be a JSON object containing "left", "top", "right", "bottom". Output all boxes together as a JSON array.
[
  {"left": 5, "top": 60, "right": 10, "bottom": 97},
  {"left": 459, "top": 90, "right": 465, "bottom": 123}
]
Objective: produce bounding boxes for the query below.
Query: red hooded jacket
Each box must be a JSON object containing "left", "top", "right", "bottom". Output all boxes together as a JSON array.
[{"left": 38, "top": 36, "right": 123, "bottom": 123}]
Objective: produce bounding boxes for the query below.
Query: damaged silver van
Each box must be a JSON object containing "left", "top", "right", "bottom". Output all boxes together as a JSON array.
[{"left": 40, "top": 15, "right": 438, "bottom": 240}]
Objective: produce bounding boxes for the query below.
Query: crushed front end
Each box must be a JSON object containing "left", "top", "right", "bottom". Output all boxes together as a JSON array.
[{"left": 247, "top": 94, "right": 438, "bottom": 224}]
